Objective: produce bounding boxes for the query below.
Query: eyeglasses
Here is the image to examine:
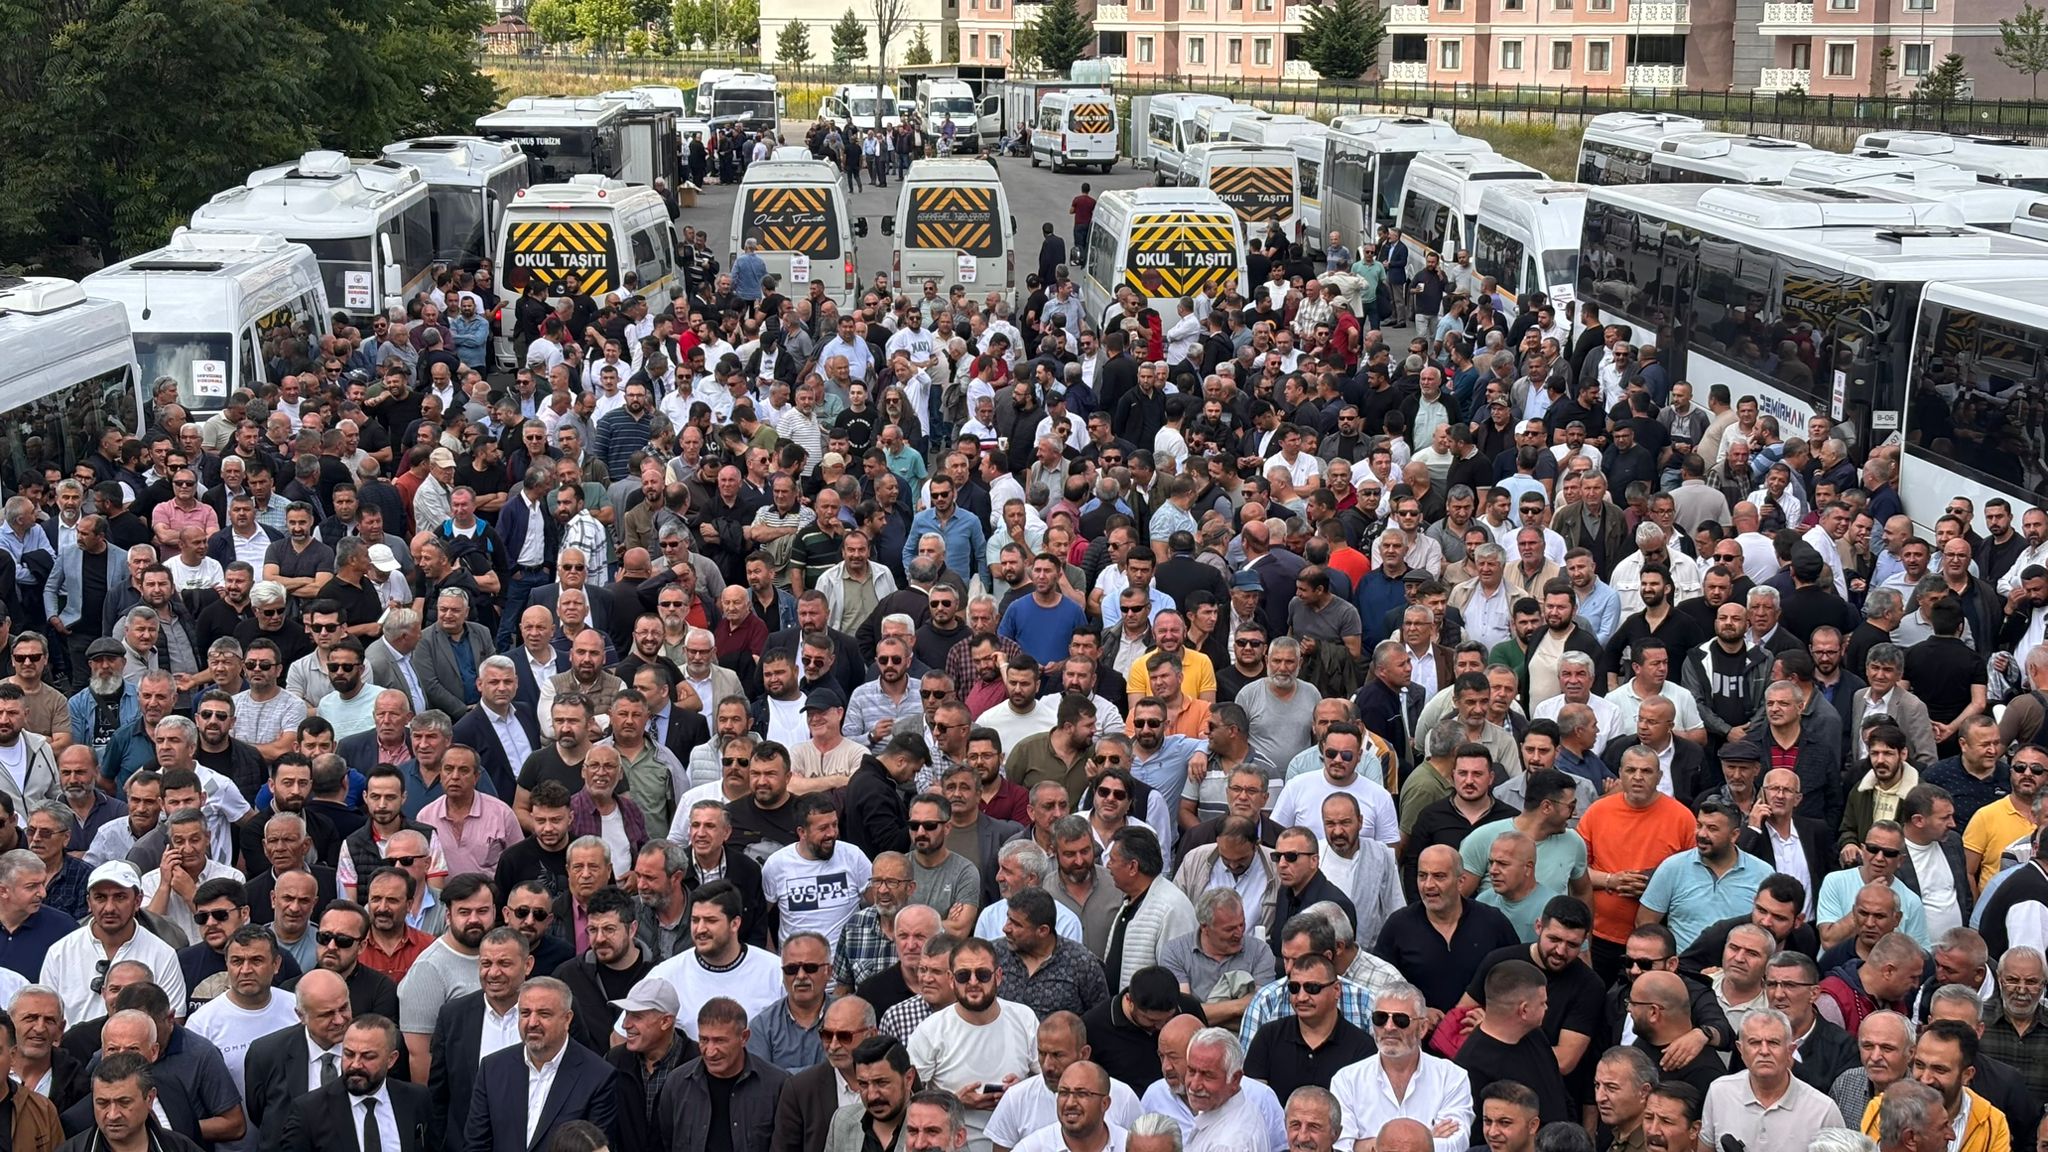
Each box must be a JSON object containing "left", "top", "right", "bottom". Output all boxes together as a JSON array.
[
  {"left": 244, "top": 660, "right": 275, "bottom": 670},
  {"left": 385, "top": 854, "right": 424, "bottom": 868},
  {"left": 173, "top": 480, "right": 196, "bottom": 488},
  {"left": 721, "top": 756, "right": 750, "bottom": 767},
  {"left": 508, "top": 906, "right": 549, "bottom": 920},
  {"left": 870, "top": 877, "right": 912, "bottom": 888},
  {"left": 256, "top": 606, "right": 284, "bottom": 617},
  {"left": 1623, "top": 956, "right": 1665, "bottom": 971},
  {"left": 1129, "top": 719, "right": 1161, "bottom": 730},
  {"left": 953, "top": 968, "right": 996, "bottom": 984},
  {"left": 908, "top": 820, "right": 944, "bottom": 831},
  {"left": 1274, "top": 850, "right": 1316, "bottom": 863},
  {"left": 1095, "top": 786, "right": 1127, "bottom": 800},
  {"left": 782, "top": 962, "right": 826, "bottom": 976},
  {"left": 1122, "top": 603, "right": 1147, "bottom": 613},
  {"left": 822, "top": 1029, "right": 868, "bottom": 1044},
  {"left": 315, "top": 931, "right": 361, "bottom": 948},
  {"left": 1369, "top": 1011, "right": 1413, "bottom": 1029},
  {"left": 2014, "top": 762, "right": 2048, "bottom": 777},
  {"left": 197, "top": 710, "right": 231, "bottom": 722},
  {"left": 1235, "top": 639, "right": 1267, "bottom": 648},
  {"left": 1287, "top": 980, "right": 1332, "bottom": 996},
  {"left": 1861, "top": 844, "right": 1902, "bottom": 859},
  {"left": 91, "top": 958, "right": 110, "bottom": 995},
  {"left": 1056, "top": 1088, "right": 1109, "bottom": 1101},
  {"left": 1322, "top": 749, "right": 1357, "bottom": 762},
  {"left": 920, "top": 689, "right": 950, "bottom": 700}
]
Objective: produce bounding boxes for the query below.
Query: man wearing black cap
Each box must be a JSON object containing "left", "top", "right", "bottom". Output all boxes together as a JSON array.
[
  {"left": 1078, "top": 966, "right": 1206, "bottom": 1093},
  {"left": 1780, "top": 544, "right": 1859, "bottom": 643}
]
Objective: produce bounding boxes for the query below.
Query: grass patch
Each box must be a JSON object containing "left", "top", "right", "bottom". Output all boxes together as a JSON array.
[{"left": 1446, "top": 120, "right": 1582, "bottom": 179}]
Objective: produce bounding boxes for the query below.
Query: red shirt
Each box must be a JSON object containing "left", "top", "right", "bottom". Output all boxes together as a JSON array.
[{"left": 360, "top": 927, "right": 433, "bottom": 981}]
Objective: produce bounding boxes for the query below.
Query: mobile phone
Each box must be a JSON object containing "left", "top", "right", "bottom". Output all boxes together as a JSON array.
[{"left": 980, "top": 1083, "right": 1008, "bottom": 1096}]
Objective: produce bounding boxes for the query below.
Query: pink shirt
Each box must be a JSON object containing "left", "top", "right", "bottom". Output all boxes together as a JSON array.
[
  {"left": 151, "top": 499, "right": 219, "bottom": 537},
  {"left": 417, "top": 792, "right": 525, "bottom": 876}
]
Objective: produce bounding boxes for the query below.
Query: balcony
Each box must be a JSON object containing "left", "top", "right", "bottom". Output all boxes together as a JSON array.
[
  {"left": 1095, "top": 2, "right": 1126, "bottom": 21},
  {"left": 1387, "top": 60, "right": 1430, "bottom": 82},
  {"left": 1628, "top": 0, "right": 1688, "bottom": 29},
  {"left": 1283, "top": 59, "right": 1319, "bottom": 79},
  {"left": 1758, "top": 66, "right": 1811, "bottom": 91},
  {"left": 1624, "top": 63, "right": 1686, "bottom": 87},
  {"left": 1386, "top": 4, "right": 1429, "bottom": 23},
  {"left": 1758, "top": 0, "right": 1811, "bottom": 32}
]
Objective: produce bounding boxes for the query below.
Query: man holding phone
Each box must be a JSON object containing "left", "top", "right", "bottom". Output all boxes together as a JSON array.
[{"left": 905, "top": 937, "right": 1040, "bottom": 1147}]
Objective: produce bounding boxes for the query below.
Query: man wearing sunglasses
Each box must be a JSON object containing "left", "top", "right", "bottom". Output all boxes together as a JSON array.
[
  {"left": 1814, "top": 820, "right": 1929, "bottom": 952},
  {"left": 1330, "top": 980, "right": 1472, "bottom": 1152},
  {"left": 904, "top": 936, "right": 1039, "bottom": 1141}
]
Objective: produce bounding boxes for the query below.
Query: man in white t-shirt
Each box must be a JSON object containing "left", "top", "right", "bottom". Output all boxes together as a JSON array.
[
  {"left": 186, "top": 924, "right": 300, "bottom": 1096},
  {"left": 646, "top": 878, "right": 784, "bottom": 1039},
  {"left": 984, "top": 1012, "right": 1143, "bottom": 1150},
  {"left": 907, "top": 936, "right": 1041, "bottom": 1144},
  {"left": 760, "top": 794, "right": 873, "bottom": 949}
]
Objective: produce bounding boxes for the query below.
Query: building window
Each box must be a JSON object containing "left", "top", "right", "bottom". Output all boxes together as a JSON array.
[
  {"left": 1903, "top": 42, "right": 1931, "bottom": 74},
  {"left": 1188, "top": 0, "right": 1205, "bottom": 11},
  {"left": 1501, "top": 39, "right": 1523, "bottom": 68},
  {"left": 1791, "top": 41, "right": 1810, "bottom": 69},
  {"left": 1441, "top": 0, "right": 1462, "bottom": 8},
  {"left": 1503, "top": 0, "right": 1524, "bottom": 8},
  {"left": 1825, "top": 41, "right": 1854, "bottom": 75},
  {"left": 1188, "top": 36, "right": 1205, "bottom": 61},
  {"left": 1553, "top": 0, "right": 1572, "bottom": 9},
  {"left": 1439, "top": 38, "right": 1462, "bottom": 68},
  {"left": 1589, "top": 0, "right": 1612, "bottom": 8},
  {"left": 989, "top": 32, "right": 1003, "bottom": 57},
  {"left": 1587, "top": 39, "right": 1610, "bottom": 70},
  {"left": 1905, "top": 0, "right": 1933, "bottom": 8},
  {"left": 1551, "top": 40, "right": 1572, "bottom": 68},
  {"left": 1827, "top": 0, "right": 1854, "bottom": 8},
  {"left": 968, "top": 33, "right": 979, "bottom": 55},
  {"left": 1229, "top": 37, "right": 1243, "bottom": 62},
  {"left": 1255, "top": 38, "right": 1273, "bottom": 63},
  {"left": 1229, "top": 0, "right": 1242, "bottom": 12},
  {"left": 1137, "top": 35, "right": 1154, "bottom": 60}
]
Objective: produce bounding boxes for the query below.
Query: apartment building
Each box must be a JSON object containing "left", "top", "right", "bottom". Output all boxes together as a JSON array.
[
  {"left": 1377, "top": 0, "right": 1738, "bottom": 89},
  {"left": 1755, "top": 0, "right": 2034, "bottom": 98}
]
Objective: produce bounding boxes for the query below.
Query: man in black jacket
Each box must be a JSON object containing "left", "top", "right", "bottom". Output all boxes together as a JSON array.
[
  {"left": 61, "top": 1054, "right": 205, "bottom": 1152},
  {"left": 245, "top": 969, "right": 354, "bottom": 1147},
  {"left": 1095, "top": 329, "right": 1138, "bottom": 418},
  {"left": 280, "top": 1015, "right": 436, "bottom": 1152},
  {"left": 842, "top": 735, "right": 925, "bottom": 858},
  {"left": 552, "top": 888, "right": 654, "bottom": 1055},
  {"left": 427, "top": 927, "right": 530, "bottom": 1144}
]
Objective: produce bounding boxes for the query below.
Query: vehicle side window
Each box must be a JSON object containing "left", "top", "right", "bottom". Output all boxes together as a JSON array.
[
  {"left": 240, "top": 327, "right": 263, "bottom": 388},
  {"left": 630, "top": 226, "right": 667, "bottom": 291},
  {"left": 1039, "top": 106, "right": 1060, "bottom": 133}
]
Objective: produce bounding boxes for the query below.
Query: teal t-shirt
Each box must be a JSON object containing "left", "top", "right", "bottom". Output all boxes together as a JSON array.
[{"left": 1459, "top": 818, "right": 1588, "bottom": 897}]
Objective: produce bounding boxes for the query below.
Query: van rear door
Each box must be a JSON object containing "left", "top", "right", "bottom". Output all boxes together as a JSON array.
[
  {"left": 504, "top": 217, "right": 618, "bottom": 295},
  {"left": 1206, "top": 158, "right": 1294, "bottom": 226},
  {"left": 901, "top": 184, "right": 1006, "bottom": 289},
  {"left": 742, "top": 184, "right": 849, "bottom": 302},
  {"left": 1121, "top": 209, "right": 1240, "bottom": 317}
]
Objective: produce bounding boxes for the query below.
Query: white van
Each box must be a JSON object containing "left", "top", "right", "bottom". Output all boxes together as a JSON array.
[
  {"left": 1228, "top": 114, "right": 1316, "bottom": 147},
  {"left": 86, "top": 230, "right": 329, "bottom": 416},
  {"left": 1471, "top": 182, "right": 1590, "bottom": 309},
  {"left": 380, "top": 137, "right": 530, "bottom": 269},
  {"left": 0, "top": 277, "right": 143, "bottom": 494},
  {"left": 188, "top": 151, "right": 433, "bottom": 324},
  {"left": 1321, "top": 116, "right": 1492, "bottom": 241},
  {"left": 1186, "top": 143, "right": 1296, "bottom": 234},
  {"left": 1292, "top": 127, "right": 1333, "bottom": 247},
  {"left": 917, "top": 79, "right": 984, "bottom": 153},
  {"left": 598, "top": 89, "right": 684, "bottom": 189},
  {"left": 494, "top": 176, "right": 679, "bottom": 369},
  {"left": 1078, "top": 188, "right": 1247, "bottom": 331},
  {"left": 1396, "top": 150, "right": 1545, "bottom": 271},
  {"left": 822, "top": 85, "right": 902, "bottom": 131},
  {"left": 693, "top": 70, "right": 782, "bottom": 133},
  {"left": 1191, "top": 103, "right": 1263, "bottom": 149},
  {"left": 1139, "top": 93, "right": 1233, "bottom": 185},
  {"left": 1031, "top": 90, "right": 1119, "bottom": 173},
  {"left": 882, "top": 160, "right": 1016, "bottom": 299},
  {"left": 731, "top": 159, "right": 866, "bottom": 309}
]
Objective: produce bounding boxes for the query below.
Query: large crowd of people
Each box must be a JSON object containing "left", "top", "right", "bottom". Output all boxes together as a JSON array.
[{"left": 0, "top": 188, "right": 2044, "bottom": 1152}]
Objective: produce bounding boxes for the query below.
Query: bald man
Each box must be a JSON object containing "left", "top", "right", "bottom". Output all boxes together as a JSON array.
[
  {"left": 1378, "top": 1118, "right": 1436, "bottom": 1152},
  {"left": 1135, "top": 1013, "right": 1288, "bottom": 1149},
  {"left": 246, "top": 968, "right": 354, "bottom": 1144}
]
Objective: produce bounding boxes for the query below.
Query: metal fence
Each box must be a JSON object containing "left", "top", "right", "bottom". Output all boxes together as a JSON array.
[{"left": 483, "top": 51, "right": 2048, "bottom": 136}]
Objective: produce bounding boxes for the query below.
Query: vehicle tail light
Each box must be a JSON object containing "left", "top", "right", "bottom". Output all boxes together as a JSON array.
[{"left": 845, "top": 257, "right": 856, "bottom": 281}]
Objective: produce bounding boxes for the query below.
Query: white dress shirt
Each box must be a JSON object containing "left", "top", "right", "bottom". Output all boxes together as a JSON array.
[
  {"left": 1330, "top": 1052, "right": 1475, "bottom": 1152},
  {"left": 525, "top": 1044, "right": 567, "bottom": 1147},
  {"left": 482, "top": 999, "right": 522, "bottom": 1061},
  {"left": 486, "top": 704, "right": 535, "bottom": 771},
  {"left": 516, "top": 496, "right": 546, "bottom": 567},
  {"left": 352, "top": 1087, "right": 400, "bottom": 1152},
  {"left": 307, "top": 1035, "right": 344, "bottom": 1091}
]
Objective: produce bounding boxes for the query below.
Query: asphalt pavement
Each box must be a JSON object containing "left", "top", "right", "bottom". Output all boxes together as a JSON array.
[{"left": 680, "top": 137, "right": 1160, "bottom": 296}]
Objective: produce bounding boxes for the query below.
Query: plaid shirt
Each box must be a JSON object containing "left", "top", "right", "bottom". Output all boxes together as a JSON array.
[
  {"left": 44, "top": 854, "right": 92, "bottom": 920},
  {"left": 1236, "top": 974, "right": 1379, "bottom": 1048},
  {"left": 880, "top": 994, "right": 936, "bottom": 1040},
  {"left": 844, "top": 681, "right": 926, "bottom": 754},
  {"left": 631, "top": 1028, "right": 695, "bottom": 1125},
  {"left": 943, "top": 634, "right": 1024, "bottom": 705},
  {"left": 832, "top": 905, "right": 899, "bottom": 989},
  {"left": 560, "top": 510, "right": 611, "bottom": 585}
]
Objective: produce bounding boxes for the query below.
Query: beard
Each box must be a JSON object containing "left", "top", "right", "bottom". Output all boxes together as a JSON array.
[{"left": 90, "top": 672, "right": 125, "bottom": 696}]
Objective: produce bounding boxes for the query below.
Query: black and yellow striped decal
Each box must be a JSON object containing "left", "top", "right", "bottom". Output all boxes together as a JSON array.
[
  {"left": 744, "top": 187, "right": 843, "bottom": 258},
  {"left": 505, "top": 220, "right": 615, "bottom": 294},
  {"left": 906, "top": 186, "right": 1001, "bottom": 256},
  {"left": 1122, "top": 212, "right": 1239, "bottom": 297},
  {"left": 1071, "top": 104, "right": 1115, "bottom": 136},
  {"left": 1207, "top": 164, "right": 1295, "bottom": 222}
]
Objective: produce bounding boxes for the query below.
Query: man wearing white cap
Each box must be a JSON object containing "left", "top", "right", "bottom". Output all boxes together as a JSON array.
[
  {"left": 412, "top": 449, "right": 456, "bottom": 536},
  {"left": 604, "top": 975, "right": 696, "bottom": 1130},
  {"left": 42, "top": 859, "right": 186, "bottom": 1025}
]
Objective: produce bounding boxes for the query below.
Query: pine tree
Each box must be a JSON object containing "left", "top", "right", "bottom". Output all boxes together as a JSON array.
[
  {"left": 776, "top": 19, "right": 813, "bottom": 65},
  {"left": 1027, "top": 0, "right": 1093, "bottom": 74},
  {"left": 1914, "top": 52, "right": 1973, "bottom": 113},
  {"left": 1301, "top": 0, "right": 1384, "bottom": 81},
  {"left": 831, "top": 7, "right": 867, "bottom": 63},
  {"left": 1998, "top": 3, "right": 2048, "bottom": 100},
  {"left": 904, "top": 24, "right": 933, "bottom": 65}
]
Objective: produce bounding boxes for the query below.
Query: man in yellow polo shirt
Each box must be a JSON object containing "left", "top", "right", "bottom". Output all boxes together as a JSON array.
[
  {"left": 1962, "top": 742, "right": 2048, "bottom": 893},
  {"left": 1123, "top": 610, "right": 1216, "bottom": 701}
]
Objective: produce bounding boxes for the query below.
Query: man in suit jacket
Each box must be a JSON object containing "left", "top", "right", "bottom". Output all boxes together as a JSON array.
[
  {"left": 429, "top": 928, "right": 532, "bottom": 1144},
  {"left": 45, "top": 529, "right": 125, "bottom": 667},
  {"left": 1896, "top": 784, "right": 1974, "bottom": 927},
  {"left": 526, "top": 569, "right": 612, "bottom": 640},
  {"left": 770, "top": 997, "right": 875, "bottom": 1152},
  {"left": 466, "top": 976, "right": 623, "bottom": 1152},
  {"left": 1735, "top": 766, "right": 1835, "bottom": 917},
  {"left": 1605, "top": 698, "right": 1707, "bottom": 806},
  {"left": 509, "top": 625, "right": 570, "bottom": 710},
  {"left": 1847, "top": 664, "right": 1939, "bottom": 770},
  {"left": 247, "top": 970, "right": 355, "bottom": 1147},
  {"left": 281, "top": 1013, "right": 437, "bottom": 1152},
  {"left": 1552, "top": 490, "right": 1633, "bottom": 581},
  {"left": 453, "top": 658, "right": 546, "bottom": 803},
  {"left": 412, "top": 594, "right": 499, "bottom": 718}
]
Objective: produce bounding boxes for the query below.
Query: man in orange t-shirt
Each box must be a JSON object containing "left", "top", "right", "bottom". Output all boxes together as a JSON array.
[{"left": 1577, "top": 743, "right": 1698, "bottom": 983}]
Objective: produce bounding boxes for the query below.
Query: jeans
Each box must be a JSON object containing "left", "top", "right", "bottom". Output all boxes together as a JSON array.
[{"left": 497, "top": 567, "right": 554, "bottom": 648}]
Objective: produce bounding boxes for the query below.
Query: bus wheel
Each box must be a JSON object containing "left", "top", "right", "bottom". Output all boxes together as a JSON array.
[{"left": 1030, "top": 153, "right": 1040, "bottom": 168}]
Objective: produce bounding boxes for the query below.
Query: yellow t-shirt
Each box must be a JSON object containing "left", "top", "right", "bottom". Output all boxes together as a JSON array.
[
  {"left": 1963, "top": 795, "right": 2036, "bottom": 891},
  {"left": 1125, "top": 648, "right": 1218, "bottom": 700}
]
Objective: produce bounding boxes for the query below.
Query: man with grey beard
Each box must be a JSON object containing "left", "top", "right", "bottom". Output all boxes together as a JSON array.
[{"left": 68, "top": 638, "right": 138, "bottom": 762}]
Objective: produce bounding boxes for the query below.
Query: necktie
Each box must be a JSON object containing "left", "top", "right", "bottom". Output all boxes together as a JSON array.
[
  {"left": 321, "top": 1054, "right": 338, "bottom": 1087},
  {"left": 361, "top": 1098, "right": 382, "bottom": 1152}
]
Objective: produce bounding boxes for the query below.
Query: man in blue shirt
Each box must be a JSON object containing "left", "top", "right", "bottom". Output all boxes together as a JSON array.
[
  {"left": 1638, "top": 797, "right": 1775, "bottom": 950},
  {"left": 903, "top": 475, "right": 986, "bottom": 591},
  {"left": 732, "top": 237, "right": 768, "bottom": 304},
  {"left": 999, "top": 555, "right": 1088, "bottom": 668}
]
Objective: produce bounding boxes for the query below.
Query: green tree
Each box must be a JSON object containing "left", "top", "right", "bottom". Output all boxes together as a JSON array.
[
  {"left": 904, "top": 23, "right": 932, "bottom": 65},
  {"left": 527, "top": 0, "right": 579, "bottom": 43},
  {"left": 1011, "top": 24, "right": 1039, "bottom": 69},
  {"left": 577, "top": 0, "right": 635, "bottom": 52},
  {"left": 627, "top": 27, "right": 651, "bottom": 54},
  {"left": 1026, "top": 0, "right": 1092, "bottom": 74},
  {"left": 724, "top": 0, "right": 760, "bottom": 48},
  {"left": 776, "top": 19, "right": 814, "bottom": 65},
  {"left": 671, "top": 0, "right": 708, "bottom": 47},
  {"left": 1999, "top": 2, "right": 2048, "bottom": 99},
  {"left": 1300, "top": 0, "right": 1384, "bottom": 81},
  {"left": 1915, "top": 52, "right": 1973, "bottom": 113},
  {"left": 0, "top": 0, "right": 495, "bottom": 273},
  {"left": 831, "top": 6, "right": 867, "bottom": 74}
]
